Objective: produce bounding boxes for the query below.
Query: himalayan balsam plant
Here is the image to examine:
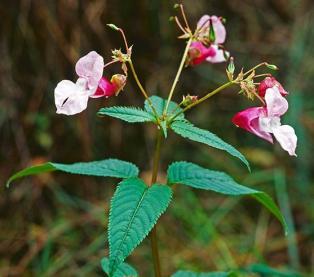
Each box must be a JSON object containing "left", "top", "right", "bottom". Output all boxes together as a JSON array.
[{"left": 7, "top": 4, "right": 297, "bottom": 277}]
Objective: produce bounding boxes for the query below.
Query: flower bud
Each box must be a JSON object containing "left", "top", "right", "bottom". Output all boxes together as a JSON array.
[
  {"left": 265, "top": 63, "right": 279, "bottom": 70},
  {"left": 107, "top": 23, "right": 120, "bottom": 31},
  {"left": 226, "top": 57, "right": 235, "bottom": 80},
  {"left": 182, "top": 94, "right": 198, "bottom": 106}
]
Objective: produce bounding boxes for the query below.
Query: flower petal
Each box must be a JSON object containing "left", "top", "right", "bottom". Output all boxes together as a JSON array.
[
  {"left": 232, "top": 107, "right": 273, "bottom": 143},
  {"left": 211, "top": 15, "right": 226, "bottom": 44},
  {"left": 188, "top": 41, "right": 216, "bottom": 66},
  {"left": 197, "top": 15, "right": 210, "bottom": 30},
  {"left": 273, "top": 125, "right": 297, "bottom": 156},
  {"left": 75, "top": 51, "right": 104, "bottom": 89},
  {"left": 265, "top": 87, "right": 288, "bottom": 117},
  {"left": 197, "top": 15, "right": 226, "bottom": 44},
  {"left": 258, "top": 77, "right": 288, "bottom": 97},
  {"left": 54, "top": 79, "right": 90, "bottom": 115},
  {"left": 90, "top": 77, "right": 117, "bottom": 98},
  {"left": 206, "top": 45, "right": 229, "bottom": 63}
]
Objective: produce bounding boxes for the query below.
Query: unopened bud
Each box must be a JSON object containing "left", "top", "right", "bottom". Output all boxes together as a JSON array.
[
  {"left": 107, "top": 23, "right": 120, "bottom": 31},
  {"left": 227, "top": 57, "right": 235, "bottom": 74},
  {"left": 173, "top": 3, "right": 180, "bottom": 9},
  {"left": 182, "top": 94, "right": 198, "bottom": 106},
  {"left": 226, "top": 57, "right": 235, "bottom": 81},
  {"left": 169, "top": 16, "right": 175, "bottom": 22},
  {"left": 265, "top": 63, "right": 279, "bottom": 70}
]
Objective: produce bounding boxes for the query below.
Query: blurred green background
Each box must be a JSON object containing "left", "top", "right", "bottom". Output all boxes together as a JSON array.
[{"left": 0, "top": 0, "right": 313, "bottom": 276}]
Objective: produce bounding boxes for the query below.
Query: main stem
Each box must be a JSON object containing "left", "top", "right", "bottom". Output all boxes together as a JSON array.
[{"left": 149, "top": 129, "right": 163, "bottom": 277}]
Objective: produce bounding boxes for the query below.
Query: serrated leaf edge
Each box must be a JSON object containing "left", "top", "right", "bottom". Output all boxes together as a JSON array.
[{"left": 108, "top": 179, "right": 172, "bottom": 275}]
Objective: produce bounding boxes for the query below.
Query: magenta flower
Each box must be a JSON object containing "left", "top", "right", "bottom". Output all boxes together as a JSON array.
[
  {"left": 54, "top": 51, "right": 126, "bottom": 115},
  {"left": 232, "top": 86, "right": 297, "bottom": 156},
  {"left": 258, "top": 76, "right": 288, "bottom": 97},
  {"left": 92, "top": 74, "right": 127, "bottom": 98},
  {"left": 187, "top": 42, "right": 228, "bottom": 66},
  {"left": 187, "top": 41, "right": 216, "bottom": 66}
]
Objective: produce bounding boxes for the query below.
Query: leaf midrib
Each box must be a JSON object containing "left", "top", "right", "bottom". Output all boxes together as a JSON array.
[{"left": 110, "top": 184, "right": 149, "bottom": 274}]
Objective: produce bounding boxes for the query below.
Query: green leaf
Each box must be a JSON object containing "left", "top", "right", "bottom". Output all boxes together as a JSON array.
[
  {"left": 246, "top": 263, "right": 300, "bottom": 277},
  {"left": 144, "top": 95, "right": 184, "bottom": 122},
  {"left": 170, "top": 120, "right": 250, "bottom": 171},
  {"left": 6, "top": 159, "right": 139, "bottom": 187},
  {"left": 172, "top": 271, "right": 235, "bottom": 277},
  {"left": 167, "top": 162, "right": 287, "bottom": 234},
  {"left": 101, "top": 257, "right": 138, "bottom": 277},
  {"left": 98, "top": 106, "right": 155, "bottom": 123},
  {"left": 109, "top": 178, "right": 172, "bottom": 275}
]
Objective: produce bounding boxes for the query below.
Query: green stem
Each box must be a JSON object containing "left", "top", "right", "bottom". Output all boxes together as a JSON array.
[
  {"left": 128, "top": 60, "right": 159, "bottom": 121},
  {"left": 170, "top": 81, "right": 235, "bottom": 122},
  {"left": 164, "top": 38, "right": 193, "bottom": 115},
  {"left": 243, "top": 62, "right": 267, "bottom": 77},
  {"left": 149, "top": 129, "right": 163, "bottom": 277}
]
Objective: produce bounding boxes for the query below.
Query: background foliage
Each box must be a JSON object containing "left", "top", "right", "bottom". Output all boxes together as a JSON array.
[{"left": 0, "top": 0, "right": 313, "bottom": 276}]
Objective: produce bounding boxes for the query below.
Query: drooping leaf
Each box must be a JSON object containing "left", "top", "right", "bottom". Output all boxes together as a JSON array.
[
  {"left": 6, "top": 159, "right": 139, "bottom": 187},
  {"left": 167, "top": 162, "right": 287, "bottom": 234},
  {"left": 170, "top": 120, "right": 250, "bottom": 171},
  {"left": 109, "top": 178, "right": 172, "bottom": 275},
  {"left": 172, "top": 270, "right": 235, "bottom": 277},
  {"left": 101, "top": 257, "right": 138, "bottom": 277},
  {"left": 144, "top": 95, "right": 184, "bottom": 122},
  {"left": 98, "top": 106, "right": 155, "bottom": 123}
]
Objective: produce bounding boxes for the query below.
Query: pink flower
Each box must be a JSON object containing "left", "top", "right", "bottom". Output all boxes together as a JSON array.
[
  {"left": 92, "top": 74, "right": 127, "bottom": 98},
  {"left": 197, "top": 15, "right": 226, "bottom": 44},
  {"left": 54, "top": 51, "right": 126, "bottom": 115},
  {"left": 187, "top": 42, "right": 229, "bottom": 66},
  {"left": 258, "top": 76, "right": 288, "bottom": 97},
  {"left": 188, "top": 15, "right": 229, "bottom": 66},
  {"left": 188, "top": 41, "right": 216, "bottom": 66},
  {"left": 206, "top": 45, "right": 229, "bottom": 63},
  {"left": 232, "top": 86, "right": 297, "bottom": 156}
]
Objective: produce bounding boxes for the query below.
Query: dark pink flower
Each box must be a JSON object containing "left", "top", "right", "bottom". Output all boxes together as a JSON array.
[
  {"left": 232, "top": 86, "right": 297, "bottom": 156},
  {"left": 91, "top": 74, "right": 127, "bottom": 98},
  {"left": 187, "top": 41, "right": 216, "bottom": 66},
  {"left": 258, "top": 77, "right": 288, "bottom": 98}
]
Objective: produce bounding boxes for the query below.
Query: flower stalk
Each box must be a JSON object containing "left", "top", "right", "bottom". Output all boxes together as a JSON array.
[
  {"left": 164, "top": 38, "right": 193, "bottom": 115},
  {"left": 170, "top": 81, "right": 235, "bottom": 122}
]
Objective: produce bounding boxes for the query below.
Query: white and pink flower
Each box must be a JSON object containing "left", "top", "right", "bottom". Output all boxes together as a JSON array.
[
  {"left": 54, "top": 51, "right": 126, "bottom": 115},
  {"left": 196, "top": 15, "right": 226, "bottom": 45},
  {"left": 232, "top": 81, "right": 297, "bottom": 156},
  {"left": 187, "top": 15, "right": 229, "bottom": 66}
]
